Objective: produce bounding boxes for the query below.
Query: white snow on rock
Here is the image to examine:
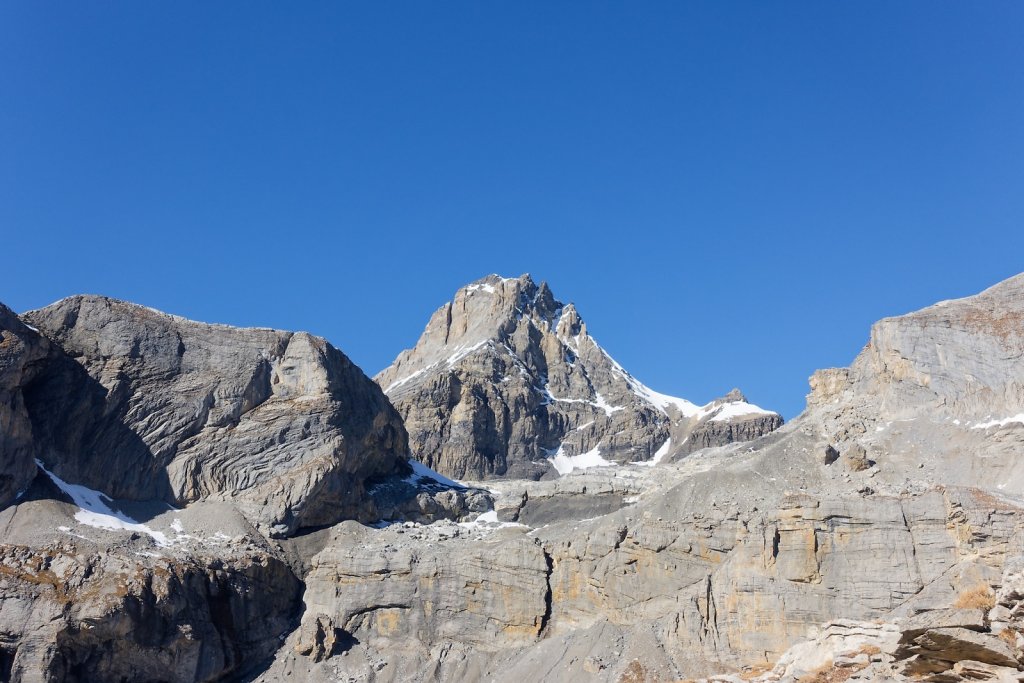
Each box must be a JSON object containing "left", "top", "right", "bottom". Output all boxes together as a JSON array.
[
  {"left": 577, "top": 332, "right": 779, "bottom": 424},
  {"left": 457, "top": 510, "right": 526, "bottom": 530},
  {"left": 383, "top": 365, "right": 434, "bottom": 393},
  {"left": 972, "top": 413, "right": 1024, "bottom": 430},
  {"left": 465, "top": 283, "right": 496, "bottom": 294},
  {"left": 384, "top": 340, "right": 492, "bottom": 393},
  {"left": 37, "top": 460, "right": 170, "bottom": 547},
  {"left": 549, "top": 445, "right": 614, "bottom": 475},
  {"left": 652, "top": 437, "right": 672, "bottom": 464},
  {"left": 405, "top": 459, "right": 465, "bottom": 488},
  {"left": 633, "top": 437, "right": 672, "bottom": 468},
  {"left": 539, "top": 384, "right": 624, "bottom": 417},
  {"left": 590, "top": 343, "right": 702, "bottom": 417},
  {"left": 707, "top": 400, "right": 775, "bottom": 422},
  {"left": 592, "top": 391, "right": 624, "bottom": 417},
  {"left": 634, "top": 383, "right": 702, "bottom": 417},
  {"left": 444, "top": 339, "right": 490, "bottom": 366}
]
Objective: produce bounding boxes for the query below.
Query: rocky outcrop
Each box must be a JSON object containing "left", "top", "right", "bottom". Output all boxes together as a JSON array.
[
  {"left": 294, "top": 521, "right": 549, "bottom": 661},
  {"left": 376, "top": 274, "right": 782, "bottom": 480},
  {"left": 682, "top": 412, "right": 784, "bottom": 455},
  {"left": 19, "top": 295, "right": 410, "bottom": 535},
  {"left": 0, "top": 496, "right": 302, "bottom": 683}
]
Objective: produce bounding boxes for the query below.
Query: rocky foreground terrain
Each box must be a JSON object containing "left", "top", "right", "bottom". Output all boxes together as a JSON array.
[{"left": 2, "top": 273, "right": 1024, "bottom": 682}]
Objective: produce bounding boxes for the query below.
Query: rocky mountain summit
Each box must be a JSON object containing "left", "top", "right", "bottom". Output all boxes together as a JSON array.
[
  {"left": 375, "top": 274, "right": 782, "bottom": 480},
  {"left": 3, "top": 273, "right": 1024, "bottom": 683}
]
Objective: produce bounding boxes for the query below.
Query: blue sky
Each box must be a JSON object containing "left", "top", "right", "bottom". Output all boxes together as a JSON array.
[{"left": 2, "top": 3, "right": 1023, "bottom": 418}]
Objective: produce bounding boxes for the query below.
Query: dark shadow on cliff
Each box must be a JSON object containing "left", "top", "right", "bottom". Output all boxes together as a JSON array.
[{"left": 21, "top": 346, "right": 174, "bottom": 514}]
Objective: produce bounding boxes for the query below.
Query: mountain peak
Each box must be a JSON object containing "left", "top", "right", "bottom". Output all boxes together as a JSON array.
[{"left": 376, "top": 275, "right": 782, "bottom": 480}]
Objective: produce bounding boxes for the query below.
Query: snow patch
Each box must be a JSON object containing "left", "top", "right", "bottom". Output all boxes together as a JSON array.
[
  {"left": 37, "top": 461, "right": 170, "bottom": 547},
  {"left": 384, "top": 340, "right": 491, "bottom": 393},
  {"left": 972, "top": 414, "right": 1024, "bottom": 430},
  {"left": 549, "top": 445, "right": 615, "bottom": 475},
  {"left": 540, "top": 384, "right": 623, "bottom": 417},
  {"left": 458, "top": 510, "right": 526, "bottom": 530},
  {"left": 383, "top": 364, "right": 435, "bottom": 393},
  {"left": 465, "top": 283, "right": 496, "bottom": 294},
  {"left": 634, "top": 438, "right": 672, "bottom": 467},
  {"left": 652, "top": 437, "right": 672, "bottom": 464},
  {"left": 405, "top": 459, "right": 465, "bottom": 489},
  {"left": 707, "top": 401, "right": 775, "bottom": 422},
  {"left": 444, "top": 340, "right": 489, "bottom": 366},
  {"left": 595, "top": 346, "right": 701, "bottom": 417},
  {"left": 592, "top": 392, "right": 624, "bottom": 417}
]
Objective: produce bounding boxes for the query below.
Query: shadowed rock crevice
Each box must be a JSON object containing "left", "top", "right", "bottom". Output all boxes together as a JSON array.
[{"left": 539, "top": 548, "right": 554, "bottom": 636}]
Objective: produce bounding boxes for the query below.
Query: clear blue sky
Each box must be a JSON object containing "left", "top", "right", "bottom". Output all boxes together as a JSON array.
[{"left": 3, "top": 3, "right": 1023, "bottom": 418}]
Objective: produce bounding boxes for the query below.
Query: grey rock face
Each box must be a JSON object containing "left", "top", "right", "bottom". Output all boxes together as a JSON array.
[
  {"left": 898, "top": 608, "right": 989, "bottom": 642},
  {"left": 20, "top": 295, "right": 410, "bottom": 535},
  {"left": 808, "top": 272, "right": 1024, "bottom": 424},
  {"left": 681, "top": 410, "right": 784, "bottom": 455},
  {"left": 899, "top": 627, "right": 1019, "bottom": 669},
  {"left": 294, "top": 521, "right": 549, "bottom": 662},
  {"left": 265, "top": 479, "right": 1024, "bottom": 682},
  {"left": 0, "top": 304, "right": 50, "bottom": 508},
  {"left": 376, "top": 274, "right": 782, "bottom": 480}
]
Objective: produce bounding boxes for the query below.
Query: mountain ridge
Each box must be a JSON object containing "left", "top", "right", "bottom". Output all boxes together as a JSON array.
[{"left": 4, "top": 273, "right": 1024, "bottom": 682}]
